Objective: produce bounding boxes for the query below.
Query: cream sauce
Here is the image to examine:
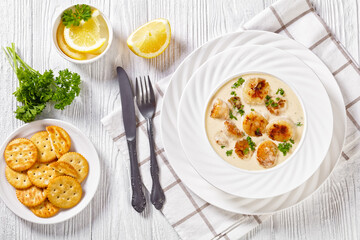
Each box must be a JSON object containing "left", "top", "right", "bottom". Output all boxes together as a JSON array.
[{"left": 205, "top": 73, "right": 305, "bottom": 171}]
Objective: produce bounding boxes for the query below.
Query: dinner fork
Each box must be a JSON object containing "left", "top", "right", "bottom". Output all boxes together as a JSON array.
[{"left": 136, "top": 76, "right": 165, "bottom": 210}]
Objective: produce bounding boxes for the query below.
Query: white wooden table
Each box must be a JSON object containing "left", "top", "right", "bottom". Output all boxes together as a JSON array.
[{"left": 0, "top": 0, "right": 359, "bottom": 239}]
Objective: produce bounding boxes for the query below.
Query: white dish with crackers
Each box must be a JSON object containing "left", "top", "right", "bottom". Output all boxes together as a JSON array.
[{"left": 0, "top": 119, "right": 100, "bottom": 224}]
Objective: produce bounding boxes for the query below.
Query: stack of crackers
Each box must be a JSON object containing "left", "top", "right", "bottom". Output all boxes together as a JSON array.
[{"left": 3, "top": 126, "right": 89, "bottom": 218}]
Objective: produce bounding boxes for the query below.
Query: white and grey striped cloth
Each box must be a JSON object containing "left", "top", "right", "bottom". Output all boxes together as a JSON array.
[{"left": 102, "top": 0, "right": 360, "bottom": 239}]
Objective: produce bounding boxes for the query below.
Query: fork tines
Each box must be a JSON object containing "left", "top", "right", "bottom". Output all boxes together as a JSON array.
[{"left": 135, "top": 76, "right": 155, "bottom": 105}]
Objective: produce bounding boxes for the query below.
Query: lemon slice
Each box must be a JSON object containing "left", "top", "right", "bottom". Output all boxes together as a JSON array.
[
  {"left": 127, "top": 18, "right": 171, "bottom": 59},
  {"left": 57, "top": 24, "right": 87, "bottom": 60},
  {"left": 64, "top": 10, "right": 106, "bottom": 53}
]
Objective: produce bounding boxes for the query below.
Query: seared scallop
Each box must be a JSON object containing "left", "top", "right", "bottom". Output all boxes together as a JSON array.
[
  {"left": 210, "top": 98, "right": 229, "bottom": 120},
  {"left": 214, "top": 131, "right": 229, "bottom": 147},
  {"left": 257, "top": 140, "right": 278, "bottom": 168},
  {"left": 228, "top": 96, "right": 242, "bottom": 109},
  {"left": 242, "top": 111, "right": 268, "bottom": 137},
  {"left": 266, "top": 119, "right": 294, "bottom": 142},
  {"left": 234, "top": 139, "right": 253, "bottom": 159},
  {"left": 242, "top": 78, "right": 270, "bottom": 104},
  {"left": 224, "top": 121, "right": 244, "bottom": 139},
  {"left": 265, "top": 96, "right": 287, "bottom": 115}
]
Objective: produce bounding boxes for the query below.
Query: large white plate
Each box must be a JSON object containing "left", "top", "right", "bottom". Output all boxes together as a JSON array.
[
  {"left": 178, "top": 44, "right": 333, "bottom": 199},
  {"left": 0, "top": 119, "right": 101, "bottom": 224},
  {"left": 161, "top": 30, "right": 346, "bottom": 214}
]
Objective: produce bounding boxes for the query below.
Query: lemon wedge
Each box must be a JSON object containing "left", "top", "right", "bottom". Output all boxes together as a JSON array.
[
  {"left": 127, "top": 18, "right": 171, "bottom": 59},
  {"left": 64, "top": 10, "right": 106, "bottom": 53}
]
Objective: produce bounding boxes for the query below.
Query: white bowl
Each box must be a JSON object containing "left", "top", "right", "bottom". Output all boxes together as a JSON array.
[{"left": 52, "top": 4, "right": 113, "bottom": 64}]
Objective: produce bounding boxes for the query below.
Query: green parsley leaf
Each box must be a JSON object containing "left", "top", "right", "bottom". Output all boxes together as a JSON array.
[
  {"left": 296, "top": 122, "right": 303, "bottom": 126},
  {"left": 243, "top": 148, "right": 249, "bottom": 155},
  {"left": 246, "top": 136, "right": 256, "bottom": 151},
  {"left": 251, "top": 108, "right": 254, "bottom": 111},
  {"left": 226, "top": 150, "right": 233, "bottom": 156},
  {"left": 221, "top": 146, "right": 225, "bottom": 149},
  {"left": 229, "top": 110, "right": 237, "bottom": 120},
  {"left": 277, "top": 142, "right": 292, "bottom": 156},
  {"left": 271, "top": 102, "right": 278, "bottom": 107},
  {"left": 62, "top": 4, "right": 92, "bottom": 28},
  {"left": 231, "top": 77, "right": 245, "bottom": 89},
  {"left": 230, "top": 91, "right": 237, "bottom": 96},
  {"left": 265, "top": 95, "right": 271, "bottom": 100},
  {"left": 276, "top": 97, "right": 280, "bottom": 101},
  {"left": 276, "top": 88, "right": 285, "bottom": 96},
  {"left": 289, "top": 138, "right": 295, "bottom": 144}
]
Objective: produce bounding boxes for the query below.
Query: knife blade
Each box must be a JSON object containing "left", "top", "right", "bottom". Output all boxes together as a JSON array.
[{"left": 116, "top": 66, "right": 146, "bottom": 213}]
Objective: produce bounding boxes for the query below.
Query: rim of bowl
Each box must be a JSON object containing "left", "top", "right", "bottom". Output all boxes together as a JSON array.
[
  {"left": 51, "top": 4, "right": 114, "bottom": 64},
  {"left": 203, "top": 71, "right": 308, "bottom": 174}
]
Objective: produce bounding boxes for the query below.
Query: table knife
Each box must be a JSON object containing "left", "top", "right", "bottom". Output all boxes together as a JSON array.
[{"left": 116, "top": 66, "right": 146, "bottom": 213}]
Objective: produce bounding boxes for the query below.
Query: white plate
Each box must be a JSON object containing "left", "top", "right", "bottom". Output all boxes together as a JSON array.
[
  {"left": 178, "top": 44, "right": 333, "bottom": 199},
  {"left": 0, "top": 119, "right": 100, "bottom": 224},
  {"left": 161, "top": 30, "right": 346, "bottom": 214}
]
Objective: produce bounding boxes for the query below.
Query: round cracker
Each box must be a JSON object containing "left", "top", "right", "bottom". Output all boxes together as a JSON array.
[
  {"left": 46, "top": 126, "right": 71, "bottom": 158},
  {"left": 30, "top": 199, "right": 59, "bottom": 218},
  {"left": 4, "top": 138, "right": 38, "bottom": 171},
  {"left": 27, "top": 163, "right": 59, "bottom": 188},
  {"left": 30, "top": 131, "right": 57, "bottom": 163},
  {"left": 16, "top": 186, "right": 47, "bottom": 207},
  {"left": 5, "top": 166, "right": 33, "bottom": 189},
  {"left": 58, "top": 152, "right": 89, "bottom": 183},
  {"left": 50, "top": 161, "right": 78, "bottom": 179},
  {"left": 47, "top": 176, "right": 82, "bottom": 208}
]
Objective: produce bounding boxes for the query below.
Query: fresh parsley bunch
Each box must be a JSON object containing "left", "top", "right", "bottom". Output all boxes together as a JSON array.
[
  {"left": 62, "top": 4, "right": 92, "bottom": 27},
  {"left": 3, "top": 43, "right": 81, "bottom": 122}
]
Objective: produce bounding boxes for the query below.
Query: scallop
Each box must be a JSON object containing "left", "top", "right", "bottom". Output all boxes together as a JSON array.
[
  {"left": 234, "top": 139, "right": 253, "bottom": 159},
  {"left": 256, "top": 140, "right": 278, "bottom": 168},
  {"left": 266, "top": 119, "right": 294, "bottom": 142},
  {"left": 224, "top": 120, "right": 244, "bottom": 139},
  {"left": 242, "top": 78, "right": 270, "bottom": 104},
  {"left": 210, "top": 98, "right": 229, "bottom": 120},
  {"left": 242, "top": 111, "right": 268, "bottom": 137},
  {"left": 214, "top": 131, "right": 229, "bottom": 147}
]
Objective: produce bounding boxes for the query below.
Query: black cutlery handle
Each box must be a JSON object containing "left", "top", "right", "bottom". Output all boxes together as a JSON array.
[
  {"left": 147, "top": 118, "right": 165, "bottom": 210},
  {"left": 127, "top": 139, "right": 146, "bottom": 213}
]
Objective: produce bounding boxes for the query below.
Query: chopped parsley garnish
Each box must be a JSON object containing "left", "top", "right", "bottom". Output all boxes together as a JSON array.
[
  {"left": 246, "top": 136, "right": 256, "bottom": 151},
  {"left": 277, "top": 142, "right": 292, "bottom": 156},
  {"left": 271, "top": 102, "right": 278, "bottom": 107},
  {"left": 289, "top": 138, "right": 295, "bottom": 144},
  {"left": 265, "top": 98, "right": 274, "bottom": 107},
  {"left": 230, "top": 91, "right": 237, "bottom": 96},
  {"left": 221, "top": 145, "right": 225, "bottom": 149},
  {"left": 237, "top": 106, "right": 245, "bottom": 116},
  {"left": 276, "top": 97, "right": 280, "bottom": 101},
  {"left": 251, "top": 108, "right": 254, "bottom": 111},
  {"left": 229, "top": 110, "right": 237, "bottom": 120},
  {"left": 296, "top": 122, "right": 303, "bottom": 126},
  {"left": 243, "top": 148, "right": 249, "bottom": 155},
  {"left": 255, "top": 128, "right": 261, "bottom": 136},
  {"left": 231, "top": 77, "right": 245, "bottom": 89},
  {"left": 276, "top": 88, "right": 285, "bottom": 96},
  {"left": 265, "top": 95, "right": 271, "bottom": 100},
  {"left": 226, "top": 150, "right": 233, "bottom": 156}
]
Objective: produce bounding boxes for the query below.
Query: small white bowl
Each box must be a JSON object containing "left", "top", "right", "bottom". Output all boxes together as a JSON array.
[{"left": 52, "top": 4, "right": 113, "bottom": 64}]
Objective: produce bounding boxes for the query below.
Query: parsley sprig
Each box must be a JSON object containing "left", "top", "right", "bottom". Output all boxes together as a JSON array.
[
  {"left": 62, "top": 4, "right": 92, "bottom": 27},
  {"left": 3, "top": 43, "right": 81, "bottom": 122},
  {"left": 231, "top": 77, "right": 245, "bottom": 89},
  {"left": 229, "top": 110, "right": 237, "bottom": 120},
  {"left": 226, "top": 150, "right": 233, "bottom": 156}
]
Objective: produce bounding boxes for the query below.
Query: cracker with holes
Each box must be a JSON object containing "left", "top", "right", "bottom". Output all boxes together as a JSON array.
[
  {"left": 50, "top": 161, "right": 78, "bottom": 179},
  {"left": 30, "top": 131, "right": 57, "bottom": 163},
  {"left": 30, "top": 199, "right": 59, "bottom": 218},
  {"left": 46, "top": 126, "right": 71, "bottom": 158},
  {"left": 4, "top": 138, "right": 38, "bottom": 171},
  {"left": 58, "top": 152, "right": 88, "bottom": 183},
  {"left": 5, "top": 166, "right": 33, "bottom": 189},
  {"left": 27, "top": 163, "right": 59, "bottom": 188},
  {"left": 16, "top": 186, "right": 47, "bottom": 207},
  {"left": 47, "top": 176, "right": 82, "bottom": 208}
]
